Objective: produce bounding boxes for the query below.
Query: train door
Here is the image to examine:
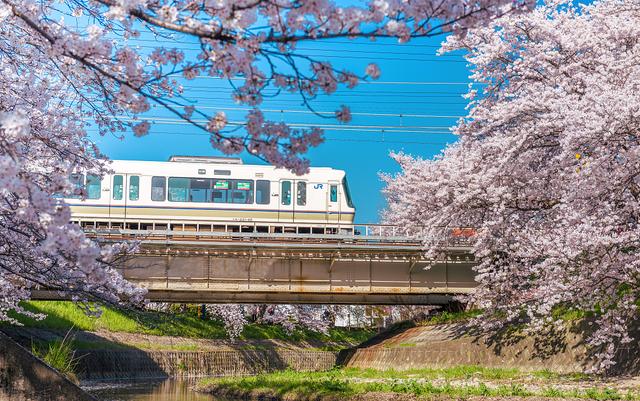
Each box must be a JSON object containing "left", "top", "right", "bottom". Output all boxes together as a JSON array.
[
  {"left": 278, "top": 179, "right": 294, "bottom": 222},
  {"left": 294, "top": 180, "right": 308, "bottom": 223},
  {"left": 109, "top": 174, "right": 128, "bottom": 224},
  {"left": 327, "top": 180, "right": 341, "bottom": 224}
]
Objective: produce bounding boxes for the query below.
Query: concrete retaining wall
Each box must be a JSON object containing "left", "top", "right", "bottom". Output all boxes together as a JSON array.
[
  {"left": 0, "top": 332, "right": 97, "bottom": 401},
  {"left": 77, "top": 348, "right": 338, "bottom": 380},
  {"left": 347, "top": 342, "right": 588, "bottom": 373},
  {"left": 346, "top": 324, "right": 592, "bottom": 373}
]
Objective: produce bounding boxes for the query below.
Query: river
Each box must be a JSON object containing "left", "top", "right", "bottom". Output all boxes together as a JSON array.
[{"left": 87, "top": 378, "right": 223, "bottom": 401}]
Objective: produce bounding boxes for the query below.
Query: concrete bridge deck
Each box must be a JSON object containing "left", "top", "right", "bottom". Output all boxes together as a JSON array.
[{"left": 35, "top": 228, "right": 478, "bottom": 305}]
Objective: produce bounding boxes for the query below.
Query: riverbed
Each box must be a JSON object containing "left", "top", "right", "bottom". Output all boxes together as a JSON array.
[{"left": 87, "top": 378, "right": 220, "bottom": 401}]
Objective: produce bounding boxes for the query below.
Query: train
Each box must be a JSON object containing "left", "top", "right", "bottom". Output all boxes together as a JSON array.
[{"left": 66, "top": 156, "right": 356, "bottom": 234}]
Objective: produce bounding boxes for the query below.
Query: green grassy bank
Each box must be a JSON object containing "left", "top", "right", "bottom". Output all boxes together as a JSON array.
[
  {"left": 4, "top": 301, "right": 374, "bottom": 347},
  {"left": 197, "top": 366, "right": 633, "bottom": 400}
]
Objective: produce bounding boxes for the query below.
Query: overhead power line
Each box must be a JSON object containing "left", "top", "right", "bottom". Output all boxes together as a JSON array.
[
  {"left": 129, "top": 116, "right": 453, "bottom": 130},
  {"left": 167, "top": 95, "right": 467, "bottom": 105},
  {"left": 105, "top": 116, "right": 455, "bottom": 135},
  {"left": 88, "top": 128, "right": 454, "bottom": 146},
  {"left": 179, "top": 86, "right": 467, "bottom": 97},
  {"left": 143, "top": 125, "right": 450, "bottom": 134},
  {"left": 184, "top": 106, "right": 464, "bottom": 119},
  {"left": 168, "top": 74, "right": 476, "bottom": 86},
  {"left": 129, "top": 37, "right": 450, "bottom": 49},
  {"left": 133, "top": 43, "right": 463, "bottom": 59}
]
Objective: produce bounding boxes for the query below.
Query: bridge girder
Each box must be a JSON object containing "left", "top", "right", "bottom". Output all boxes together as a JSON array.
[{"left": 33, "top": 229, "right": 478, "bottom": 305}]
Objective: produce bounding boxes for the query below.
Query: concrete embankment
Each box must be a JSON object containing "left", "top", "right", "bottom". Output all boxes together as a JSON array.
[
  {"left": 3, "top": 327, "right": 342, "bottom": 381},
  {"left": 76, "top": 348, "right": 337, "bottom": 379},
  {"left": 343, "top": 321, "right": 639, "bottom": 374},
  {"left": 345, "top": 323, "right": 589, "bottom": 372},
  {"left": 0, "top": 331, "right": 97, "bottom": 401}
]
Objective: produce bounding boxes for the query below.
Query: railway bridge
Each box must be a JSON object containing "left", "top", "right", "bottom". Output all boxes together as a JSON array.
[{"left": 38, "top": 224, "right": 478, "bottom": 305}]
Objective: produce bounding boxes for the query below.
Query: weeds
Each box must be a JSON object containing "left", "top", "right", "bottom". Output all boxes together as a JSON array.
[{"left": 31, "top": 329, "right": 80, "bottom": 382}]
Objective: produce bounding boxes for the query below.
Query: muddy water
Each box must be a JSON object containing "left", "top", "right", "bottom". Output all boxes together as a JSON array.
[{"left": 88, "top": 378, "right": 223, "bottom": 401}]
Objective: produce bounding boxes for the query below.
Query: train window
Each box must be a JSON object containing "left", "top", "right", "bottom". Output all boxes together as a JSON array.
[
  {"left": 212, "top": 180, "right": 229, "bottom": 203},
  {"left": 189, "top": 178, "right": 211, "bottom": 202},
  {"left": 68, "top": 173, "right": 84, "bottom": 198},
  {"left": 212, "top": 190, "right": 226, "bottom": 203},
  {"left": 129, "top": 176, "right": 140, "bottom": 201},
  {"left": 211, "top": 189, "right": 227, "bottom": 203},
  {"left": 168, "top": 177, "right": 214, "bottom": 203},
  {"left": 151, "top": 176, "right": 166, "bottom": 201},
  {"left": 296, "top": 182, "right": 307, "bottom": 206},
  {"left": 330, "top": 185, "right": 338, "bottom": 202},
  {"left": 113, "top": 175, "right": 123, "bottom": 200},
  {"left": 281, "top": 181, "right": 291, "bottom": 205},
  {"left": 168, "top": 177, "right": 189, "bottom": 202},
  {"left": 256, "top": 180, "right": 270, "bottom": 205},
  {"left": 230, "top": 180, "right": 254, "bottom": 204},
  {"left": 86, "top": 174, "right": 101, "bottom": 200},
  {"left": 342, "top": 176, "right": 354, "bottom": 208}
]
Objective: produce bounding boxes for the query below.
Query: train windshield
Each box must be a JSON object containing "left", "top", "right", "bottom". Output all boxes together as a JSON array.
[{"left": 342, "top": 176, "right": 354, "bottom": 208}]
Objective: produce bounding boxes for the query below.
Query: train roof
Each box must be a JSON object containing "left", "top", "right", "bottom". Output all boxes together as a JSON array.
[
  {"left": 106, "top": 159, "right": 344, "bottom": 178},
  {"left": 109, "top": 159, "right": 337, "bottom": 170},
  {"left": 167, "top": 155, "right": 243, "bottom": 164}
]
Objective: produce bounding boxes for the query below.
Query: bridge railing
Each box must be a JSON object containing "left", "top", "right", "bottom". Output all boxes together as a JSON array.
[{"left": 83, "top": 223, "right": 474, "bottom": 248}]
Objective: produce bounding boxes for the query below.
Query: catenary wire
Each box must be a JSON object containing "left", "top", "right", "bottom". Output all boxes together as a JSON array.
[
  {"left": 132, "top": 44, "right": 465, "bottom": 61},
  {"left": 167, "top": 74, "right": 476, "bottom": 86},
  {"left": 177, "top": 86, "right": 468, "bottom": 97},
  {"left": 152, "top": 95, "right": 468, "bottom": 105},
  {"left": 128, "top": 37, "right": 451, "bottom": 49},
  {"left": 108, "top": 116, "right": 454, "bottom": 132},
  {"left": 178, "top": 106, "right": 464, "bottom": 119},
  {"left": 87, "top": 129, "right": 454, "bottom": 146}
]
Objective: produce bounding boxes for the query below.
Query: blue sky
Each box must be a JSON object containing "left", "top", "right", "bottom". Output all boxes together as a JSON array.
[{"left": 89, "top": 32, "right": 471, "bottom": 223}]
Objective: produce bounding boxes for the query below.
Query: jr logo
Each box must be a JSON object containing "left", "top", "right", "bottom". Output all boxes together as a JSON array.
[{"left": 313, "top": 184, "right": 324, "bottom": 189}]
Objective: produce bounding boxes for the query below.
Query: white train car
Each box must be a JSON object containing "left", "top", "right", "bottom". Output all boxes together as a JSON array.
[{"left": 66, "top": 156, "right": 356, "bottom": 234}]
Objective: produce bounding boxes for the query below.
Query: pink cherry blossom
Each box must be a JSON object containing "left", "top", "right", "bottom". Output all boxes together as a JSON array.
[
  {"left": 207, "top": 111, "right": 227, "bottom": 132},
  {"left": 335, "top": 105, "right": 352, "bottom": 123},
  {"left": 365, "top": 63, "right": 381, "bottom": 80},
  {"left": 132, "top": 121, "right": 150, "bottom": 137}
]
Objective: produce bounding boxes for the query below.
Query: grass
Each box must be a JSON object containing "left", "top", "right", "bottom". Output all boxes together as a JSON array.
[
  {"left": 8, "top": 301, "right": 228, "bottom": 338},
  {"left": 31, "top": 329, "right": 80, "bottom": 382},
  {"left": 197, "top": 367, "right": 629, "bottom": 400},
  {"left": 551, "top": 306, "right": 590, "bottom": 322},
  {"left": 5, "top": 301, "right": 374, "bottom": 347},
  {"left": 335, "top": 366, "right": 541, "bottom": 381},
  {"left": 418, "top": 309, "right": 482, "bottom": 325}
]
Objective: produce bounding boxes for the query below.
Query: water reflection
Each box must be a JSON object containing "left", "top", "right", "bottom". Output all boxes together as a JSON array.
[{"left": 89, "top": 378, "right": 219, "bottom": 401}]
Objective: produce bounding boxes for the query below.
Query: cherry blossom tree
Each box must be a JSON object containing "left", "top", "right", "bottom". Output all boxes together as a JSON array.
[
  {"left": 2, "top": 0, "right": 533, "bottom": 172},
  {"left": 0, "top": 105, "right": 145, "bottom": 322},
  {"left": 0, "top": 0, "right": 535, "bottom": 325},
  {"left": 258, "top": 304, "right": 332, "bottom": 332},
  {"left": 208, "top": 304, "right": 332, "bottom": 338},
  {"left": 383, "top": 0, "right": 640, "bottom": 371},
  {"left": 208, "top": 304, "right": 248, "bottom": 338},
  {"left": 209, "top": 304, "right": 433, "bottom": 336}
]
